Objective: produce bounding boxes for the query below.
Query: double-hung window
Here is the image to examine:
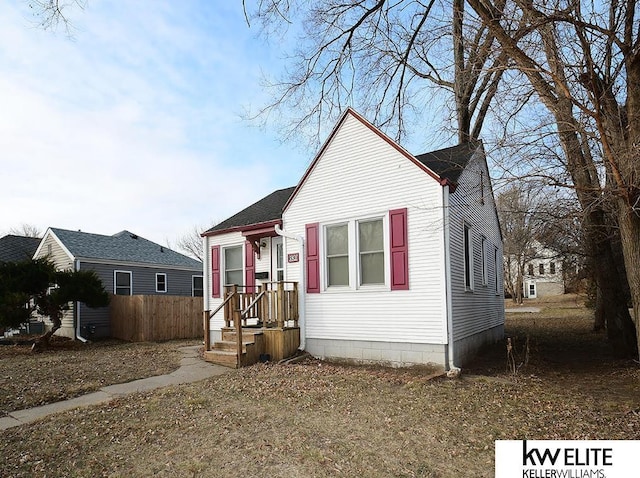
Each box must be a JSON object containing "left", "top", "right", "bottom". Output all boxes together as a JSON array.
[
  {"left": 325, "top": 217, "right": 385, "bottom": 289},
  {"left": 224, "top": 246, "right": 243, "bottom": 286},
  {"left": 192, "top": 276, "right": 203, "bottom": 297},
  {"left": 308, "top": 209, "right": 406, "bottom": 293},
  {"left": 480, "top": 235, "right": 488, "bottom": 286},
  {"left": 156, "top": 273, "right": 167, "bottom": 293},
  {"left": 114, "top": 270, "right": 132, "bottom": 295},
  {"left": 326, "top": 224, "right": 349, "bottom": 287},
  {"left": 463, "top": 223, "right": 473, "bottom": 290},
  {"left": 358, "top": 219, "right": 384, "bottom": 285}
]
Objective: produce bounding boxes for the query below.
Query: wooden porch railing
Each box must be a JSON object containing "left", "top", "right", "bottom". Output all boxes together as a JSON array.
[{"left": 203, "top": 282, "right": 299, "bottom": 357}]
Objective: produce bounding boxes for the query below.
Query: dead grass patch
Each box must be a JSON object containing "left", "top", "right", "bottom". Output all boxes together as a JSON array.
[
  {"left": 0, "top": 338, "right": 198, "bottom": 416},
  {"left": 1, "top": 298, "right": 639, "bottom": 477}
]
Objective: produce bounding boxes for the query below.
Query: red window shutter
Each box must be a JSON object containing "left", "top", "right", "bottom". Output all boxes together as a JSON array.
[
  {"left": 245, "top": 241, "right": 255, "bottom": 293},
  {"left": 211, "top": 245, "right": 220, "bottom": 298},
  {"left": 306, "top": 223, "right": 320, "bottom": 293},
  {"left": 389, "top": 208, "right": 409, "bottom": 290}
]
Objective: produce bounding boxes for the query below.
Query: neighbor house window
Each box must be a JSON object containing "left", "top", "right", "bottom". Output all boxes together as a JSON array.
[
  {"left": 326, "top": 224, "right": 349, "bottom": 287},
  {"left": 192, "top": 276, "right": 203, "bottom": 297},
  {"left": 481, "top": 236, "right": 488, "bottom": 286},
  {"left": 463, "top": 223, "right": 473, "bottom": 290},
  {"left": 528, "top": 264, "right": 534, "bottom": 276},
  {"left": 539, "top": 263, "right": 545, "bottom": 275},
  {"left": 224, "top": 246, "right": 243, "bottom": 286},
  {"left": 550, "top": 262, "right": 556, "bottom": 275},
  {"left": 358, "top": 219, "right": 384, "bottom": 285},
  {"left": 156, "top": 273, "right": 167, "bottom": 293},
  {"left": 114, "top": 270, "right": 132, "bottom": 295}
]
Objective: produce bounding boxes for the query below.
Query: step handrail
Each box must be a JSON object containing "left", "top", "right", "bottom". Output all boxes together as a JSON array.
[{"left": 209, "top": 291, "right": 236, "bottom": 319}]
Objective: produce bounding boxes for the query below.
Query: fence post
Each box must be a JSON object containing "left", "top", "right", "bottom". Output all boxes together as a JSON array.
[
  {"left": 203, "top": 310, "right": 210, "bottom": 351},
  {"left": 277, "top": 281, "right": 285, "bottom": 328},
  {"left": 234, "top": 307, "right": 242, "bottom": 368}
]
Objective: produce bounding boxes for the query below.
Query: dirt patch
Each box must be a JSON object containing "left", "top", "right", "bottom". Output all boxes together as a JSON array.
[{"left": 0, "top": 298, "right": 638, "bottom": 477}]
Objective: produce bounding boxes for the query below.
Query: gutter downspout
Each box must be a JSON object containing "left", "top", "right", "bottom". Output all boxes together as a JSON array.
[
  {"left": 274, "top": 224, "right": 306, "bottom": 350},
  {"left": 74, "top": 259, "right": 88, "bottom": 343},
  {"left": 443, "top": 185, "right": 460, "bottom": 374}
]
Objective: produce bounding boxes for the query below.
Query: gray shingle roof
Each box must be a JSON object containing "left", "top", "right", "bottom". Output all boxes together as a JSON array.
[
  {"left": 415, "top": 142, "right": 478, "bottom": 183},
  {"left": 50, "top": 228, "right": 201, "bottom": 269},
  {"left": 0, "top": 235, "right": 40, "bottom": 262},
  {"left": 205, "top": 187, "right": 296, "bottom": 234}
]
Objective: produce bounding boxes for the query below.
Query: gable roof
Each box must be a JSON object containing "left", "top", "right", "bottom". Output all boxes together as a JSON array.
[
  {"left": 203, "top": 187, "right": 296, "bottom": 236},
  {"left": 45, "top": 228, "right": 201, "bottom": 269},
  {"left": 282, "top": 108, "right": 478, "bottom": 212},
  {"left": 0, "top": 235, "right": 41, "bottom": 262},
  {"left": 415, "top": 142, "right": 478, "bottom": 184}
]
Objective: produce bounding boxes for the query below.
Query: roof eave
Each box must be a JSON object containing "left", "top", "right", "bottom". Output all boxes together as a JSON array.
[{"left": 201, "top": 219, "right": 283, "bottom": 238}]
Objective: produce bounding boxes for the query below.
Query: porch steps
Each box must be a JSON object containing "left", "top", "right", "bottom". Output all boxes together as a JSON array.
[{"left": 203, "top": 329, "right": 265, "bottom": 368}]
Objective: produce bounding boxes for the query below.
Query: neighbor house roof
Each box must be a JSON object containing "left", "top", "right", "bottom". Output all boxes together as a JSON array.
[
  {"left": 46, "top": 228, "right": 201, "bottom": 269},
  {"left": 0, "top": 235, "right": 41, "bottom": 262},
  {"left": 415, "top": 141, "right": 478, "bottom": 184},
  {"left": 203, "top": 187, "right": 296, "bottom": 236}
]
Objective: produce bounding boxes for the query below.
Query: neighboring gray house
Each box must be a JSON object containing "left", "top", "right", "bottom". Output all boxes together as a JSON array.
[
  {"left": 33, "top": 227, "right": 203, "bottom": 339},
  {"left": 0, "top": 234, "right": 40, "bottom": 263}
]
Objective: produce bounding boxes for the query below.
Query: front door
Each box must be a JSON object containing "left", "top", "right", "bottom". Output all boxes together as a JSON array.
[{"left": 272, "top": 236, "right": 284, "bottom": 281}]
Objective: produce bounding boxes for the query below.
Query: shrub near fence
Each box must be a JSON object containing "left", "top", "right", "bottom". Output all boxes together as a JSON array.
[{"left": 110, "top": 294, "right": 203, "bottom": 342}]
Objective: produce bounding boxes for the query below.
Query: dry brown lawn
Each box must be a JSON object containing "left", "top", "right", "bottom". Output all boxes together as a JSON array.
[{"left": 1, "top": 295, "right": 639, "bottom": 477}]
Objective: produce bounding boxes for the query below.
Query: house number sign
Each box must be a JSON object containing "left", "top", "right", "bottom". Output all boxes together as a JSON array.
[{"left": 288, "top": 253, "right": 299, "bottom": 263}]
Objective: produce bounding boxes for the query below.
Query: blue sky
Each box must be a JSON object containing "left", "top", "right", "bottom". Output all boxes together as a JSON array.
[{"left": 0, "top": 0, "right": 312, "bottom": 246}]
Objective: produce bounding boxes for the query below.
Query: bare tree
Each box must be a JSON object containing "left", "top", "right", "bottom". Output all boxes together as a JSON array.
[
  {"left": 497, "top": 183, "right": 544, "bottom": 303},
  {"left": 464, "top": 0, "right": 639, "bottom": 355},
  {"left": 244, "top": 0, "right": 507, "bottom": 145},
  {"left": 8, "top": 224, "right": 43, "bottom": 238},
  {"left": 175, "top": 224, "right": 216, "bottom": 262},
  {"left": 26, "top": 0, "right": 86, "bottom": 34}
]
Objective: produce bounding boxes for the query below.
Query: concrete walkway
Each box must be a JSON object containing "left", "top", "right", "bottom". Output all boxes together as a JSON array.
[
  {"left": 0, "top": 346, "right": 229, "bottom": 431},
  {"left": 505, "top": 307, "right": 541, "bottom": 313}
]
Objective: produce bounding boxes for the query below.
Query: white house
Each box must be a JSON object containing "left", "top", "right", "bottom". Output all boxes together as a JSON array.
[
  {"left": 202, "top": 108, "right": 504, "bottom": 370},
  {"left": 521, "top": 241, "right": 565, "bottom": 298}
]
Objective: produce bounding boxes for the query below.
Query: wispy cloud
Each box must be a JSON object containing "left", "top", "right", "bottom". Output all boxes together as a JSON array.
[{"left": 0, "top": 0, "right": 306, "bottom": 246}]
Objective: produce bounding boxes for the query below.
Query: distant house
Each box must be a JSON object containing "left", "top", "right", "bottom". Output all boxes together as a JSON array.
[
  {"left": 202, "top": 108, "right": 504, "bottom": 370},
  {"left": 0, "top": 235, "right": 40, "bottom": 263},
  {"left": 33, "top": 227, "right": 202, "bottom": 339},
  {"left": 521, "top": 241, "right": 565, "bottom": 298}
]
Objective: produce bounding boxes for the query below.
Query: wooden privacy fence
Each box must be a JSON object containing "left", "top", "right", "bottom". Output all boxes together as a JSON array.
[{"left": 110, "top": 294, "right": 203, "bottom": 342}]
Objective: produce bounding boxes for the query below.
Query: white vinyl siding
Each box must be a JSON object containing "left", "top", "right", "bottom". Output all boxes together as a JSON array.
[
  {"left": 32, "top": 232, "right": 75, "bottom": 337},
  {"left": 283, "top": 113, "right": 447, "bottom": 345},
  {"left": 447, "top": 148, "right": 504, "bottom": 343}
]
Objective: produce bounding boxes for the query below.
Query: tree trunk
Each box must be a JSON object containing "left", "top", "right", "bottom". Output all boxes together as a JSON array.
[
  {"left": 31, "top": 316, "right": 61, "bottom": 352},
  {"left": 617, "top": 199, "right": 640, "bottom": 358}
]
